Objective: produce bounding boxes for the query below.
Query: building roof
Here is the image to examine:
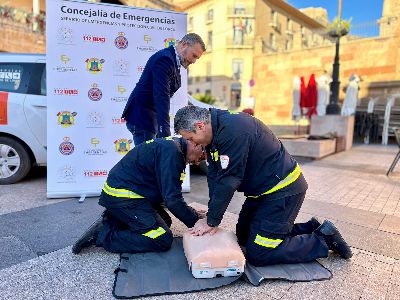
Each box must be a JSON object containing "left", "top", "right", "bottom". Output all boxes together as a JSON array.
[
  {"left": 180, "top": 0, "right": 325, "bottom": 29},
  {"left": 267, "top": 0, "right": 325, "bottom": 29},
  {"left": 119, "top": 0, "right": 178, "bottom": 11}
]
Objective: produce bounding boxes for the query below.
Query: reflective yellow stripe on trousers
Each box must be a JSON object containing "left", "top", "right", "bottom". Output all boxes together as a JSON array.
[
  {"left": 248, "top": 163, "right": 302, "bottom": 198},
  {"left": 142, "top": 227, "right": 166, "bottom": 239},
  {"left": 254, "top": 234, "right": 283, "bottom": 248},
  {"left": 102, "top": 181, "right": 144, "bottom": 199}
]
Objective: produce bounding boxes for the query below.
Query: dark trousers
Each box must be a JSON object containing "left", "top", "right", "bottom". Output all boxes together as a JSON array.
[
  {"left": 126, "top": 123, "right": 156, "bottom": 146},
  {"left": 236, "top": 192, "right": 329, "bottom": 266},
  {"left": 97, "top": 201, "right": 173, "bottom": 254}
]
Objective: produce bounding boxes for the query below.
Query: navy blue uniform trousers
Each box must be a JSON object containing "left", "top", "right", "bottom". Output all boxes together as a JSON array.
[
  {"left": 96, "top": 201, "right": 173, "bottom": 254},
  {"left": 236, "top": 192, "right": 329, "bottom": 266}
]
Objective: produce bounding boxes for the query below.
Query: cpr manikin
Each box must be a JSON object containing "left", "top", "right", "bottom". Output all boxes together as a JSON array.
[{"left": 183, "top": 229, "right": 245, "bottom": 278}]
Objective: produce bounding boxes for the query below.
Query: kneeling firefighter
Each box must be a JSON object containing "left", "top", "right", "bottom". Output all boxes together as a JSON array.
[{"left": 72, "top": 137, "right": 204, "bottom": 254}]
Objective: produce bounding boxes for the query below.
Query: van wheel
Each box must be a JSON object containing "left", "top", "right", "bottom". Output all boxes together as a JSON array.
[{"left": 0, "top": 137, "right": 32, "bottom": 184}]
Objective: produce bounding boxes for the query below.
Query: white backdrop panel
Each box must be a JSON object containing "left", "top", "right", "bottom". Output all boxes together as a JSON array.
[{"left": 46, "top": 0, "right": 189, "bottom": 198}]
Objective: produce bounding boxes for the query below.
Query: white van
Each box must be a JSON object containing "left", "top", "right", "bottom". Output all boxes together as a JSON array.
[{"left": 0, "top": 53, "right": 46, "bottom": 184}]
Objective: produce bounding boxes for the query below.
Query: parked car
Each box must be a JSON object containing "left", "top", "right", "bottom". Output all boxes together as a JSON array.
[{"left": 0, "top": 53, "right": 46, "bottom": 184}]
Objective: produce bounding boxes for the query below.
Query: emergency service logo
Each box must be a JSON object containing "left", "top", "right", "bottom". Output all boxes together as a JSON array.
[
  {"left": 111, "top": 85, "right": 128, "bottom": 103},
  {"left": 114, "top": 138, "right": 132, "bottom": 155},
  {"left": 59, "top": 137, "right": 75, "bottom": 155},
  {"left": 86, "top": 111, "right": 104, "bottom": 128},
  {"left": 53, "top": 88, "right": 79, "bottom": 96},
  {"left": 113, "top": 58, "right": 130, "bottom": 76},
  {"left": 112, "top": 117, "right": 126, "bottom": 125},
  {"left": 144, "top": 35, "right": 151, "bottom": 43},
  {"left": 88, "top": 83, "right": 102, "bottom": 101},
  {"left": 114, "top": 32, "right": 128, "bottom": 49},
  {"left": 83, "top": 138, "right": 107, "bottom": 156},
  {"left": 57, "top": 27, "right": 74, "bottom": 45},
  {"left": 137, "top": 36, "right": 157, "bottom": 52},
  {"left": 164, "top": 38, "right": 176, "bottom": 48},
  {"left": 57, "top": 111, "right": 77, "bottom": 128},
  {"left": 54, "top": 55, "right": 78, "bottom": 73},
  {"left": 57, "top": 165, "right": 76, "bottom": 183},
  {"left": 86, "top": 58, "right": 105, "bottom": 74},
  {"left": 83, "top": 170, "right": 108, "bottom": 177},
  {"left": 83, "top": 34, "right": 106, "bottom": 43}
]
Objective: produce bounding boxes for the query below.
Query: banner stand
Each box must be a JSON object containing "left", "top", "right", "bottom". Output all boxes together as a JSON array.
[{"left": 46, "top": 0, "right": 189, "bottom": 198}]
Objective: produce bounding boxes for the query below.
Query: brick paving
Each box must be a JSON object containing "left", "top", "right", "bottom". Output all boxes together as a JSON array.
[{"left": 0, "top": 143, "right": 399, "bottom": 299}]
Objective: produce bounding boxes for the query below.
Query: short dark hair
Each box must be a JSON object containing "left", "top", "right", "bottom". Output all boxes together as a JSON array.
[
  {"left": 174, "top": 105, "right": 210, "bottom": 134},
  {"left": 179, "top": 33, "right": 206, "bottom": 52}
]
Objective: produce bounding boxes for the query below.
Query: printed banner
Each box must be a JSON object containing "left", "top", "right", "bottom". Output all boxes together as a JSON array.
[{"left": 46, "top": 0, "right": 189, "bottom": 198}]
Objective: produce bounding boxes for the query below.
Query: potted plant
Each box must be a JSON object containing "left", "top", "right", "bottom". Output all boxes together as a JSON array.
[{"left": 326, "top": 17, "right": 351, "bottom": 38}]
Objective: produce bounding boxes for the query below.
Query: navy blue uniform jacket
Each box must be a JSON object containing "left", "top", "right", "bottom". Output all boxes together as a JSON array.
[
  {"left": 206, "top": 109, "right": 307, "bottom": 227},
  {"left": 99, "top": 138, "right": 199, "bottom": 228},
  {"left": 122, "top": 46, "right": 181, "bottom": 137}
]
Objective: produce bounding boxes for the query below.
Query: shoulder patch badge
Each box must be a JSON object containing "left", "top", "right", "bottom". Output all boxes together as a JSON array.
[{"left": 220, "top": 155, "right": 230, "bottom": 169}]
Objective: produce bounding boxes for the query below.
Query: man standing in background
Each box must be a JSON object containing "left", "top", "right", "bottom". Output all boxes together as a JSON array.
[{"left": 122, "top": 33, "right": 205, "bottom": 145}]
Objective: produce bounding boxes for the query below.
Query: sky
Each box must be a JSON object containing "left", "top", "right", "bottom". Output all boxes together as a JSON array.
[{"left": 286, "top": 0, "right": 384, "bottom": 24}]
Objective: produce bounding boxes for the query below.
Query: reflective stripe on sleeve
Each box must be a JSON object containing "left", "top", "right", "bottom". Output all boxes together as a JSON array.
[
  {"left": 102, "top": 181, "right": 144, "bottom": 199},
  {"left": 254, "top": 234, "right": 283, "bottom": 248},
  {"left": 142, "top": 227, "right": 166, "bottom": 239}
]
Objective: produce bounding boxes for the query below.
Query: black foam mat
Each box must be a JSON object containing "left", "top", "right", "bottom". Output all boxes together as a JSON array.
[
  {"left": 113, "top": 238, "right": 240, "bottom": 299},
  {"left": 113, "top": 237, "right": 332, "bottom": 298}
]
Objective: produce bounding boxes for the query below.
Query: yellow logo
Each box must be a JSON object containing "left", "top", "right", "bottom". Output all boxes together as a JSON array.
[
  {"left": 85, "top": 58, "right": 105, "bottom": 74},
  {"left": 164, "top": 38, "right": 176, "bottom": 48},
  {"left": 60, "top": 55, "right": 70, "bottom": 64},
  {"left": 91, "top": 138, "right": 100, "bottom": 147},
  {"left": 117, "top": 85, "right": 126, "bottom": 95},
  {"left": 144, "top": 35, "right": 151, "bottom": 43},
  {"left": 114, "top": 138, "right": 132, "bottom": 154},
  {"left": 57, "top": 111, "right": 77, "bottom": 128}
]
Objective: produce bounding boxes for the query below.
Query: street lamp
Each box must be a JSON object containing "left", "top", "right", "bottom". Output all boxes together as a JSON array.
[{"left": 326, "top": 0, "right": 343, "bottom": 115}]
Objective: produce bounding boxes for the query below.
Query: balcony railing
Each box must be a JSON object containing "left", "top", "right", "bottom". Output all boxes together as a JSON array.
[
  {"left": 227, "top": 7, "right": 255, "bottom": 17},
  {"left": 0, "top": 6, "right": 45, "bottom": 34},
  {"left": 226, "top": 36, "right": 254, "bottom": 48}
]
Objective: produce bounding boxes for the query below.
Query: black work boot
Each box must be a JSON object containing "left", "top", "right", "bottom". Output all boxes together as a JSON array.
[
  {"left": 72, "top": 217, "right": 103, "bottom": 254},
  {"left": 310, "top": 217, "right": 321, "bottom": 231},
  {"left": 315, "top": 220, "right": 352, "bottom": 259}
]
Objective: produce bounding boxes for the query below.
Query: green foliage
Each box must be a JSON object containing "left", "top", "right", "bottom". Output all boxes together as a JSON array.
[
  {"left": 193, "top": 93, "right": 216, "bottom": 105},
  {"left": 326, "top": 17, "right": 352, "bottom": 37}
]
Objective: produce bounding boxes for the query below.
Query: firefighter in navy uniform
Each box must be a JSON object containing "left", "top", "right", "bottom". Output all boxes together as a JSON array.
[
  {"left": 72, "top": 137, "right": 204, "bottom": 254},
  {"left": 175, "top": 106, "right": 352, "bottom": 266}
]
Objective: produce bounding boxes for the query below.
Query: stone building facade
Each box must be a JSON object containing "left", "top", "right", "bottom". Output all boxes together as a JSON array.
[{"left": 253, "top": 24, "right": 400, "bottom": 125}]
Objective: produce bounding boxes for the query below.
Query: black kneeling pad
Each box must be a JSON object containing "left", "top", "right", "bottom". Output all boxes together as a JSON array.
[
  {"left": 113, "top": 237, "right": 240, "bottom": 299},
  {"left": 244, "top": 260, "right": 332, "bottom": 286},
  {"left": 113, "top": 237, "right": 332, "bottom": 298}
]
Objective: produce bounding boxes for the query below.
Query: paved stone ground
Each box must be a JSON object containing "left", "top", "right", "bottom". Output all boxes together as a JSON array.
[{"left": 0, "top": 144, "right": 399, "bottom": 299}]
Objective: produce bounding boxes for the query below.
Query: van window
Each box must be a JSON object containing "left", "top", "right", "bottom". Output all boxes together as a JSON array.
[{"left": 0, "top": 63, "right": 45, "bottom": 95}]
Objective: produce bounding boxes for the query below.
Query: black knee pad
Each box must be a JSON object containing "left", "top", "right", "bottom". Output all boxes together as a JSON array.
[{"left": 154, "top": 231, "right": 173, "bottom": 252}]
